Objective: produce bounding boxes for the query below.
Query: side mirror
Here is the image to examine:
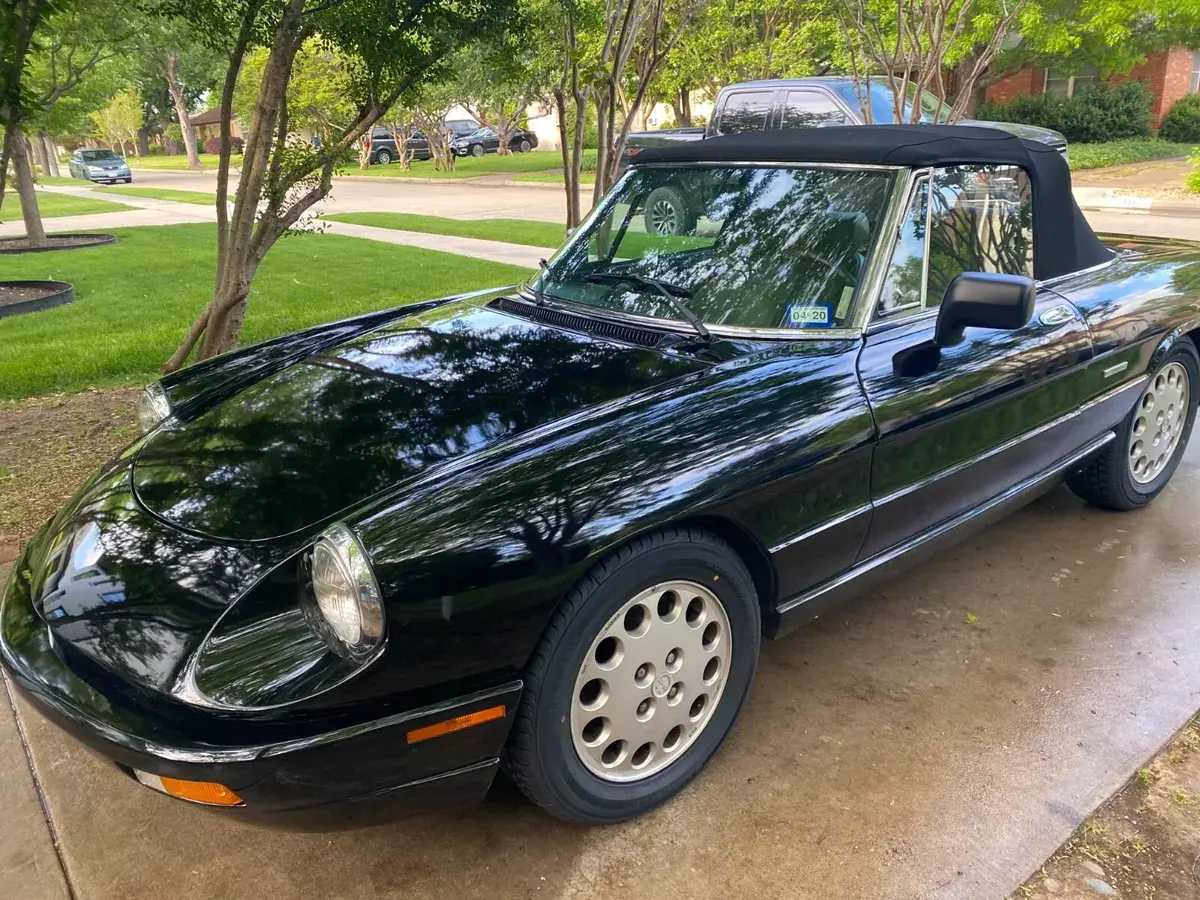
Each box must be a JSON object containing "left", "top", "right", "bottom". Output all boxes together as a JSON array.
[{"left": 934, "top": 272, "right": 1035, "bottom": 346}]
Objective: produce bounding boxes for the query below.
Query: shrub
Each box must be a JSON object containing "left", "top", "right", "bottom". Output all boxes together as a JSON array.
[
  {"left": 202, "top": 135, "right": 244, "bottom": 155},
  {"left": 977, "top": 79, "right": 1151, "bottom": 144},
  {"left": 1160, "top": 94, "right": 1200, "bottom": 143},
  {"left": 1186, "top": 149, "right": 1200, "bottom": 193}
]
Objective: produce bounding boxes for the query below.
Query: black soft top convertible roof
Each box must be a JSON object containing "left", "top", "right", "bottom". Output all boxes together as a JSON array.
[{"left": 634, "top": 124, "right": 1113, "bottom": 282}]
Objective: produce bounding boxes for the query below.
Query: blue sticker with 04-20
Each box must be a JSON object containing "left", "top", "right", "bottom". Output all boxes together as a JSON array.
[{"left": 785, "top": 303, "right": 833, "bottom": 328}]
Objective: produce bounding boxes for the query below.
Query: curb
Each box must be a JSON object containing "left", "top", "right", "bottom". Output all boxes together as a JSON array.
[
  {"left": 1073, "top": 188, "right": 1200, "bottom": 217},
  {"left": 501, "top": 179, "right": 596, "bottom": 191}
]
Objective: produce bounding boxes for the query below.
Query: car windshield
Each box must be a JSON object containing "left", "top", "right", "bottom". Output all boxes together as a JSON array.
[
  {"left": 471, "top": 128, "right": 495, "bottom": 138},
  {"left": 538, "top": 165, "right": 893, "bottom": 331},
  {"left": 834, "top": 82, "right": 952, "bottom": 125},
  {"left": 80, "top": 149, "right": 120, "bottom": 161}
]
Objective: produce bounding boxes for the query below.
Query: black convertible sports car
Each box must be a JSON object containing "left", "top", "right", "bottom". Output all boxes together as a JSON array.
[{"left": 4, "top": 126, "right": 1198, "bottom": 828}]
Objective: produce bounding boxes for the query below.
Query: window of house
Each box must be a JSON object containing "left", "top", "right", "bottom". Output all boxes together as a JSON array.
[
  {"left": 781, "top": 91, "right": 849, "bottom": 129},
  {"left": 1044, "top": 67, "right": 1099, "bottom": 99},
  {"left": 716, "top": 91, "right": 774, "bottom": 135},
  {"left": 878, "top": 166, "right": 1034, "bottom": 318},
  {"left": 1191, "top": 52, "right": 1200, "bottom": 93}
]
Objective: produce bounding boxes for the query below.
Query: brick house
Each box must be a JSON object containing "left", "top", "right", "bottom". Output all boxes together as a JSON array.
[
  {"left": 984, "top": 46, "right": 1200, "bottom": 126},
  {"left": 189, "top": 109, "right": 246, "bottom": 142}
]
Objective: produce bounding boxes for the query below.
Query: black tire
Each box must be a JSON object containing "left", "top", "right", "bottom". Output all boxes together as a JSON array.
[
  {"left": 1068, "top": 338, "right": 1199, "bottom": 510},
  {"left": 503, "top": 526, "right": 761, "bottom": 825},
  {"left": 643, "top": 185, "right": 695, "bottom": 236},
  {"left": 471, "top": 143, "right": 485, "bottom": 157},
  {"left": 519, "top": 139, "right": 532, "bottom": 153},
  {"left": 375, "top": 148, "right": 392, "bottom": 165}
]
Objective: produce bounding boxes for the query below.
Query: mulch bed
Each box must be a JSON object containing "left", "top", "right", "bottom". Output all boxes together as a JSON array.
[
  {"left": 0, "top": 280, "right": 75, "bottom": 317},
  {"left": 0, "top": 233, "right": 116, "bottom": 254}
]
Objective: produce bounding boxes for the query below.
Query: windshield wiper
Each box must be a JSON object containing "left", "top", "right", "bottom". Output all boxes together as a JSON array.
[{"left": 583, "top": 273, "right": 711, "bottom": 342}]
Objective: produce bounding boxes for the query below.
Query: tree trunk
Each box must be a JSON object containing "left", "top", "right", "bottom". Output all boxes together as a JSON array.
[
  {"left": 672, "top": 88, "right": 692, "bottom": 127},
  {"left": 137, "top": 126, "right": 151, "bottom": 157},
  {"left": 42, "top": 134, "right": 60, "bottom": 176},
  {"left": 30, "top": 132, "right": 49, "bottom": 177},
  {"left": 9, "top": 123, "right": 47, "bottom": 247},
  {"left": 166, "top": 51, "right": 202, "bottom": 170}
]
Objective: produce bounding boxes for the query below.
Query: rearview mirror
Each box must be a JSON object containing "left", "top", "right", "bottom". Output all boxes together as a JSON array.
[{"left": 934, "top": 272, "right": 1035, "bottom": 346}]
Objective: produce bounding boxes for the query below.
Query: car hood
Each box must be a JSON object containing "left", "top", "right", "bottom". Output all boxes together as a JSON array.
[
  {"left": 960, "top": 119, "right": 1067, "bottom": 147},
  {"left": 132, "top": 298, "right": 704, "bottom": 542}
]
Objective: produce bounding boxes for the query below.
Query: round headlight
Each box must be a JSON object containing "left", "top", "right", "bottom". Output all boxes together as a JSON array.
[
  {"left": 304, "top": 522, "right": 385, "bottom": 660},
  {"left": 137, "top": 381, "right": 171, "bottom": 433}
]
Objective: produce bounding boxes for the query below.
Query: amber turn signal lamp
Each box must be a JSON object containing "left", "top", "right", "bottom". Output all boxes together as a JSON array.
[
  {"left": 134, "top": 770, "right": 244, "bottom": 806},
  {"left": 406, "top": 704, "right": 506, "bottom": 745}
]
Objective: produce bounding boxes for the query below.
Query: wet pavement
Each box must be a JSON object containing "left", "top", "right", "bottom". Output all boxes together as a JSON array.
[{"left": 4, "top": 441, "right": 1200, "bottom": 900}]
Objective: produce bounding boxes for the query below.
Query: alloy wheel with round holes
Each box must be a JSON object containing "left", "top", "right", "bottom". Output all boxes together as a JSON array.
[
  {"left": 1128, "top": 362, "right": 1188, "bottom": 484},
  {"left": 1068, "top": 339, "right": 1200, "bottom": 511},
  {"left": 503, "top": 527, "right": 760, "bottom": 825},
  {"left": 571, "top": 581, "right": 732, "bottom": 782}
]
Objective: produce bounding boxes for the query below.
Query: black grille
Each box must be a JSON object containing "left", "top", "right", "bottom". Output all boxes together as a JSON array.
[{"left": 491, "top": 296, "right": 665, "bottom": 348}]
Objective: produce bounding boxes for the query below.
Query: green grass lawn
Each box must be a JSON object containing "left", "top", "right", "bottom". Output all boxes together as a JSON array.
[
  {"left": 0, "top": 191, "right": 134, "bottom": 219},
  {"left": 0, "top": 223, "right": 532, "bottom": 400},
  {"left": 355, "top": 151, "right": 568, "bottom": 180},
  {"left": 129, "top": 154, "right": 243, "bottom": 171},
  {"left": 323, "top": 212, "right": 567, "bottom": 248},
  {"left": 96, "top": 186, "right": 216, "bottom": 206},
  {"left": 1069, "top": 139, "right": 1197, "bottom": 171}
]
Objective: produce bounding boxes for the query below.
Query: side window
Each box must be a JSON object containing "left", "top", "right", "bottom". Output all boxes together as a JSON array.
[
  {"left": 926, "top": 165, "right": 1033, "bottom": 305},
  {"left": 372, "top": 127, "right": 390, "bottom": 139},
  {"left": 879, "top": 176, "right": 930, "bottom": 314},
  {"left": 878, "top": 166, "right": 1033, "bottom": 317},
  {"left": 781, "top": 91, "right": 849, "bottom": 129},
  {"left": 717, "top": 91, "right": 774, "bottom": 135}
]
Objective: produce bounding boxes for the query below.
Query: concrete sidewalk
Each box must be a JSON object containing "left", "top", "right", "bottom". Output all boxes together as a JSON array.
[{"left": 1, "top": 186, "right": 546, "bottom": 266}]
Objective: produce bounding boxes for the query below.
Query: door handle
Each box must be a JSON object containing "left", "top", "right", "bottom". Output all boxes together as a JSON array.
[{"left": 1038, "top": 304, "right": 1075, "bottom": 327}]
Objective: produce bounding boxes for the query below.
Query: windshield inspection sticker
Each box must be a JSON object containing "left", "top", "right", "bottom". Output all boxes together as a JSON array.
[{"left": 785, "top": 303, "right": 833, "bottom": 328}]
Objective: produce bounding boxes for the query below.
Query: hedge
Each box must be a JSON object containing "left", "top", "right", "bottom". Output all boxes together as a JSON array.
[
  {"left": 1160, "top": 94, "right": 1200, "bottom": 143},
  {"left": 976, "top": 80, "right": 1152, "bottom": 144},
  {"left": 202, "top": 135, "right": 245, "bottom": 155}
]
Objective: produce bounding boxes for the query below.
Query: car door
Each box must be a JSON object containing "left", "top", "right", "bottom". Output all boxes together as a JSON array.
[{"left": 855, "top": 165, "right": 1095, "bottom": 558}]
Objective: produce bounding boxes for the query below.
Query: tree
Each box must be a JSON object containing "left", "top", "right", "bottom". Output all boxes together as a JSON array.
[
  {"left": 542, "top": 0, "right": 707, "bottom": 229},
  {"left": 161, "top": 0, "right": 517, "bottom": 371},
  {"left": 2, "top": 0, "right": 135, "bottom": 246},
  {"left": 655, "top": 0, "right": 846, "bottom": 125},
  {"left": 839, "top": 0, "right": 1029, "bottom": 124},
  {"left": 91, "top": 89, "right": 142, "bottom": 154},
  {"left": 457, "top": 33, "right": 554, "bottom": 155},
  {"left": 233, "top": 39, "right": 355, "bottom": 145}
]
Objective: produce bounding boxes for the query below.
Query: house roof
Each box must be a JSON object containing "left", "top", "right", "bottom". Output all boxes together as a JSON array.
[
  {"left": 634, "top": 124, "right": 1113, "bottom": 281},
  {"left": 189, "top": 109, "right": 225, "bottom": 127}
]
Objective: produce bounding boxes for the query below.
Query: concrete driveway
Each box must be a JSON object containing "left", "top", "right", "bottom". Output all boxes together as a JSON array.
[
  {"left": 3, "top": 444, "right": 1199, "bottom": 900},
  {"left": 3, "top": 187, "right": 1200, "bottom": 900}
]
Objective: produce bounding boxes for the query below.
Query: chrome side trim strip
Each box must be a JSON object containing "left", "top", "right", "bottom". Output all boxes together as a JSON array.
[
  {"left": 767, "top": 503, "right": 873, "bottom": 555},
  {"left": 1036, "top": 254, "right": 1119, "bottom": 288},
  {"left": 776, "top": 431, "right": 1117, "bottom": 617},
  {"left": 873, "top": 375, "right": 1147, "bottom": 509}
]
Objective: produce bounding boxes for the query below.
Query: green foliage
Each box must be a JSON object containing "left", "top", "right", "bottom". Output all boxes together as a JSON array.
[
  {"left": 1067, "top": 138, "right": 1196, "bottom": 170},
  {"left": 234, "top": 39, "right": 356, "bottom": 143},
  {"left": 1160, "top": 94, "right": 1200, "bottom": 143},
  {"left": 0, "top": 223, "right": 532, "bottom": 399},
  {"left": 91, "top": 90, "right": 143, "bottom": 151},
  {"left": 977, "top": 80, "right": 1151, "bottom": 143},
  {"left": 1185, "top": 149, "right": 1200, "bottom": 194}
]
